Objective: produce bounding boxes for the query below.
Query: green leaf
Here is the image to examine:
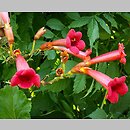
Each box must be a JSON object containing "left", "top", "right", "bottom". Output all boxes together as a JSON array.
[
  {"left": 103, "top": 13, "right": 118, "bottom": 28},
  {"left": 31, "top": 92, "right": 55, "bottom": 118},
  {"left": 119, "top": 12, "right": 130, "bottom": 23},
  {"left": 106, "top": 62, "right": 120, "bottom": 78},
  {"left": 2, "top": 64, "right": 16, "bottom": 80},
  {"left": 109, "top": 92, "right": 130, "bottom": 118},
  {"left": 10, "top": 14, "right": 21, "bottom": 40},
  {"left": 16, "top": 13, "right": 34, "bottom": 50},
  {"left": 99, "top": 27, "right": 111, "bottom": 40},
  {"left": 125, "top": 57, "right": 130, "bottom": 75},
  {"left": 88, "top": 108, "right": 107, "bottom": 119},
  {"left": 40, "top": 78, "right": 73, "bottom": 93},
  {"left": 0, "top": 85, "right": 31, "bottom": 119},
  {"left": 44, "top": 29, "right": 55, "bottom": 39},
  {"left": 38, "top": 59, "right": 55, "bottom": 79},
  {"left": 44, "top": 50, "right": 56, "bottom": 60},
  {"left": 65, "top": 60, "right": 78, "bottom": 73},
  {"left": 95, "top": 16, "right": 111, "bottom": 34},
  {"left": 73, "top": 74, "right": 87, "bottom": 94},
  {"left": 68, "top": 16, "right": 91, "bottom": 28},
  {"left": 61, "top": 27, "right": 69, "bottom": 38},
  {"left": 66, "top": 12, "right": 80, "bottom": 20},
  {"left": 46, "top": 18, "right": 65, "bottom": 30},
  {"left": 98, "top": 62, "right": 107, "bottom": 73},
  {"left": 87, "top": 18, "right": 99, "bottom": 48}
]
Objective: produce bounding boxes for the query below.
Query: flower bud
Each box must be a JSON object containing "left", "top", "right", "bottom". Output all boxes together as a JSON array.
[
  {"left": 60, "top": 51, "right": 69, "bottom": 63},
  {"left": 34, "top": 27, "right": 46, "bottom": 40},
  {"left": 0, "top": 12, "right": 10, "bottom": 24},
  {"left": 4, "top": 26, "right": 14, "bottom": 44},
  {"left": 56, "top": 68, "right": 64, "bottom": 77},
  {"left": 13, "top": 49, "right": 21, "bottom": 57}
]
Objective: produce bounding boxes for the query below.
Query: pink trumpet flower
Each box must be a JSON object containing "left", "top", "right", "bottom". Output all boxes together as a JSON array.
[
  {"left": 66, "top": 29, "right": 86, "bottom": 54},
  {"left": 87, "top": 43, "right": 126, "bottom": 66},
  {"left": 0, "top": 12, "right": 10, "bottom": 24},
  {"left": 11, "top": 54, "right": 40, "bottom": 89},
  {"left": 80, "top": 67, "right": 128, "bottom": 103}
]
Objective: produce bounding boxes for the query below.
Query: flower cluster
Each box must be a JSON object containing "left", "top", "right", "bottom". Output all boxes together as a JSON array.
[
  {"left": 40, "top": 28, "right": 128, "bottom": 104},
  {"left": 0, "top": 12, "right": 128, "bottom": 104},
  {"left": 0, "top": 12, "right": 43, "bottom": 89},
  {"left": 11, "top": 50, "right": 40, "bottom": 89}
]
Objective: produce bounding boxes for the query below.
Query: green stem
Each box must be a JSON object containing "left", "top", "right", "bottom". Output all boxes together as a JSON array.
[
  {"left": 9, "top": 44, "right": 13, "bottom": 56},
  {"left": 100, "top": 90, "right": 108, "bottom": 109},
  {"left": 62, "top": 62, "right": 65, "bottom": 72},
  {"left": 29, "top": 40, "right": 36, "bottom": 57},
  {"left": 41, "top": 71, "right": 73, "bottom": 86}
]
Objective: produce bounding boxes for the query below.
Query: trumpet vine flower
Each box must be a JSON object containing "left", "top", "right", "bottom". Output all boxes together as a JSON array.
[
  {"left": 11, "top": 54, "right": 40, "bottom": 89},
  {"left": 79, "top": 67, "right": 128, "bottom": 103}
]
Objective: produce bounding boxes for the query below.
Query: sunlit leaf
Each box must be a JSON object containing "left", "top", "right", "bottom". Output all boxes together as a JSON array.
[
  {"left": 87, "top": 17, "right": 99, "bottom": 48},
  {"left": 0, "top": 85, "right": 31, "bottom": 119},
  {"left": 88, "top": 108, "right": 107, "bottom": 119},
  {"left": 46, "top": 18, "right": 65, "bottom": 30},
  {"left": 68, "top": 16, "right": 91, "bottom": 28},
  {"left": 73, "top": 74, "right": 87, "bottom": 94},
  {"left": 103, "top": 13, "right": 118, "bottom": 28},
  {"left": 95, "top": 16, "right": 111, "bottom": 34},
  {"left": 66, "top": 12, "right": 80, "bottom": 20}
]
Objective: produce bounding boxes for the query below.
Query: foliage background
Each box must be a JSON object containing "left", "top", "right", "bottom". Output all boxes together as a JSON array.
[{"left": 0, "top": 12, "right": 130, "bottom": 119}]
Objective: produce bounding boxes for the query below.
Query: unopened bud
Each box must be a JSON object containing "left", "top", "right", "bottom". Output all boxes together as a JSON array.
[
  {"left": 34, "top": 27, "right": 46, "bottom": 40},
  {"left": 56, "top": 68, "right": 64, "bottom": 77},
  {"left": 0, "top": 12, "right": 10, "bottom": 24},
  {"left": 13, "top": 49, "right": 21, "bottom": 57},
  {"left": 4, "top": 26, "right": 14, "bottom": 44},
  {"left": 60, "top": 51, "right": 69, "bottom": 63}
]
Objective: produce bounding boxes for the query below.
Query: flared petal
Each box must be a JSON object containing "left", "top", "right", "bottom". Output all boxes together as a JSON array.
[
  {"left": 18, "top": 81, "right": 34, "bottom": 89},
  {"left": 10, "top": 74, "right": 20, "bottom": 86},
  {"left": 116, "top": 83, "right": 128, "bottom": 96},
  {"left": 75, "top": 32, "right": 82, "bottom": 41},
  {"left": 67, "top": 29, "right": 75, "bottom": 39},
  {"left": 66, "top": 36, "right": 71, "bottom": 48},
  {"left": 69, "top": 46, "right": 79, "bottom": 54},
  {"left": 76, "top": 40, "right": 86, "bottom": 50},
  {"left": 108, "top": 76, "right": 128, "bottom": 96},
  {"left": 32, "top": 74, "right": 41, "bottom": 87},
  {"left": 120, "top": 57, "right": 126, "bottom": 64},
  {"left": 106, "top": 90, "right": 119, "bottom": 104}
]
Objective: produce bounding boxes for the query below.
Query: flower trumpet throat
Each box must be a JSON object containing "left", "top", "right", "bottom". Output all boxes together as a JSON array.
[{"left": 11, "top": 55, "right": 40, "bottom": 89}]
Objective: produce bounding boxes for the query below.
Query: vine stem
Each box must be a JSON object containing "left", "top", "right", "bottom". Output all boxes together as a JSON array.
[
  {"left": 100, "top": 90, "right": 108, "bottom": 109},
  {"left": 29, "top": 40, "right": 36, "bottom": 57},
  {"left": 9, "top": 44, "right": 13, "bottom": 56},
  {"left": 41, "top": 71, "right": 73, "bottom": 86},
  {"left": 62, "top": 62, "right": 66, "bottom": 72}
]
